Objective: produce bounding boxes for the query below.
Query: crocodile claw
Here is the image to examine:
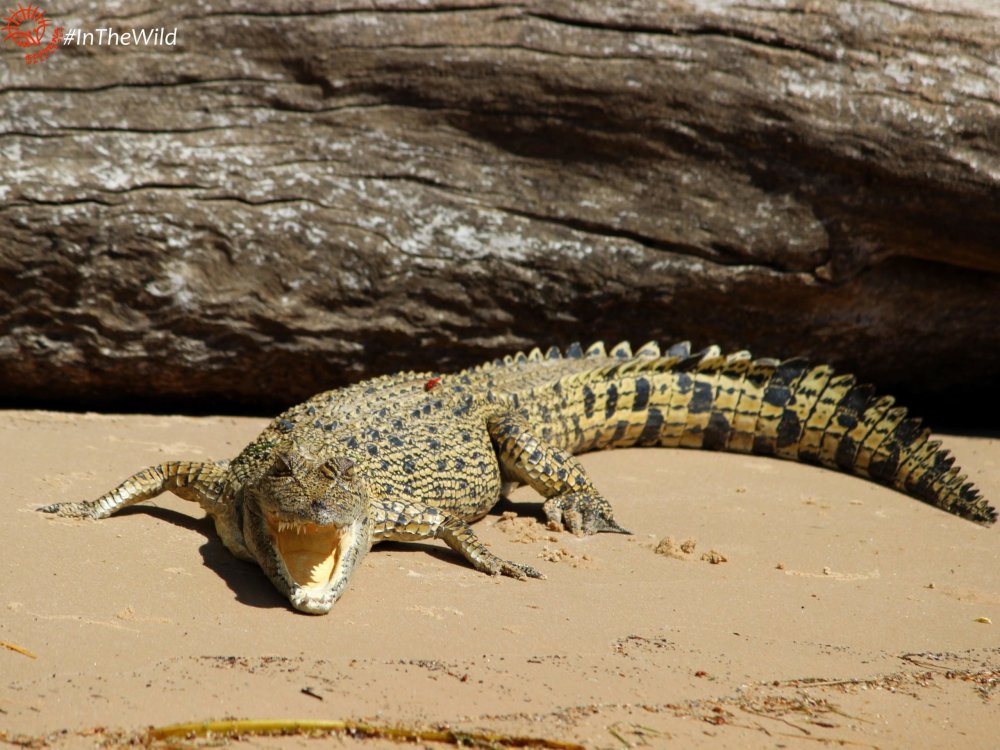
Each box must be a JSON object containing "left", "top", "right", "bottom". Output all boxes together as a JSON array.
[{"left": 543, "top": 492, "right": 629, "bottom": 536}]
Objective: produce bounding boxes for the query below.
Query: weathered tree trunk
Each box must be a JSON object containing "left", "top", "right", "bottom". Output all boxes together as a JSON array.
[{"left": 2, "top": 1, "right": 998, "bottom": 421}]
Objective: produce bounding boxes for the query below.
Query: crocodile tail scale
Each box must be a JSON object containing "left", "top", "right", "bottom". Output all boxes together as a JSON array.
[{"left": 502, "top": 340, "right": 996, "bottom": 526}]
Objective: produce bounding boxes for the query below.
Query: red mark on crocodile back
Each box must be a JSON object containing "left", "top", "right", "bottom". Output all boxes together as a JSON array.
[{"left": 424, "top": 377, "right": 442, "bottom": 391}]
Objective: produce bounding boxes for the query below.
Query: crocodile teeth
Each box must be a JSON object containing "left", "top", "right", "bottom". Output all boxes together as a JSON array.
[
  {"left": 276, "top": 520, "right": 309, "bottom": 535},
  {"left": 265, "top": 514, "right": 345, "bottom": 590}
]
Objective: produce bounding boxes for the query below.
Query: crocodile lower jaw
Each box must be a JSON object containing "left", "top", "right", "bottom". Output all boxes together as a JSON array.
[{"left": 264, "top": 512, "right": 352, "bottom": 594}]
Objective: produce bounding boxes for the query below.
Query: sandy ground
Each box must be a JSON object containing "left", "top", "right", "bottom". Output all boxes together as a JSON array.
[{"left": 2, "top": 409, "right": 999, "bottom": 749}]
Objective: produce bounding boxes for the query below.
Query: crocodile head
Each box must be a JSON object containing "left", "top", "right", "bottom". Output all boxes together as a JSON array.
[{"left": 242, "top": 440, "right": 370, "bottom": 614}]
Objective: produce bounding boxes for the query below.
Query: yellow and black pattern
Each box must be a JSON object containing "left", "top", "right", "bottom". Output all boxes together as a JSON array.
[
  {"left": 468, "top": 341, "right": 995, "bottom": 525},
  {"left": 41, "top": 338, "right": 995, "bottom": 614}
]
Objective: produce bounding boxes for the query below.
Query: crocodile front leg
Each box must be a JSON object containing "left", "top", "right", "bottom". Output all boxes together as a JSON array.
[
  {"left": 371, "top": 498, "right": 543, "bottom": 579},
  {"left": 488, "top": 414, "right": 630, "bottom": 535},
  {"left": 37, "top": 461, "right": 251, "bottom": 561}
]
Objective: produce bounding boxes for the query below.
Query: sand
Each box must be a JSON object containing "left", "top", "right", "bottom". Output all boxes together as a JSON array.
[{"left": 2, "top": 409, "right": 998, "bottom": 748}]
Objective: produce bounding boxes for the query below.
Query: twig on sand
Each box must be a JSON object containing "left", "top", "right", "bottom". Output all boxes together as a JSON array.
[
  {"left": 146, "top": 718, "right": 585, "bottom": 748},
  {"left": 768, "top": 733, "right": 879, "bottom": 748},
  {"left": 607, "top": 725, "right": 630, "bottom": 747},
  {"left": 607, "top": 722, "right": 670, "bottom": 747},
  {"left": 0, "top": 641, "right": 36, "bottom": 659},
  {"left": 739, "top": 707, "right": 811, "bottom": 735}
]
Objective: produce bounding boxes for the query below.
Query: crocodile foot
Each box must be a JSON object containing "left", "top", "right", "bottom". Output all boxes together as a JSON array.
[{"left": 543, "top": 492, "right": 630, "bottom": 535}]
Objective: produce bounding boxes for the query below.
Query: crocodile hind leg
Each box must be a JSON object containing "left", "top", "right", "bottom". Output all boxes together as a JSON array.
[
  {"left": 38, "top": 461, "right": 251, "bottom": 561},
  {"left": 488, "top": 414, "right": 630, "bottom": 535},
  {"left": 371, "top": 498, "right": 544, "bottom": 579}
]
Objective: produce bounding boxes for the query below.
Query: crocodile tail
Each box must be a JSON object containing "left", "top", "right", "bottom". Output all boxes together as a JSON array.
[{"left": 556, "top": 341, "right": 996, "bottom": 526}]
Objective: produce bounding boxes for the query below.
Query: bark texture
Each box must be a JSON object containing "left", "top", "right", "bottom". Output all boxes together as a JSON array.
[{"left": 2, "top": 1, "right": 999, "bottom": 421}]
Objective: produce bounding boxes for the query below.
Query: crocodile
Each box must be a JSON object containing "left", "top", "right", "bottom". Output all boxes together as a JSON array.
[{"left": 40, "top": 341, "right": 996, "bottom": 614}]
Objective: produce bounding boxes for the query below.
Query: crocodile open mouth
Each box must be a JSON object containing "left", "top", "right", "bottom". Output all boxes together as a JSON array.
[{"left": 264, "top": 513, "right": 353, "bottom": 592}]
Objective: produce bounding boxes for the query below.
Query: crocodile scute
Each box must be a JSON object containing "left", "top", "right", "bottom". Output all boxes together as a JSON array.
[{"left": 39, "top": 341, "right": 996, "bottom": 614}]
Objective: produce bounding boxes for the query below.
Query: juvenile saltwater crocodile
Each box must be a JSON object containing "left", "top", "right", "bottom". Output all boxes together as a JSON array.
[{"left": 40, "top": 341, "right": 996, "bottom": 614}]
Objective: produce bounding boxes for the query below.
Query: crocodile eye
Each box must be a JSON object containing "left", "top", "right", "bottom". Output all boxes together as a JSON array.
[
  {"left": 321, "top": 457, "right": 355, "bottom": 480},
  {"left": 270, "top": 454, "right": 294, "bottom": 477}
]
